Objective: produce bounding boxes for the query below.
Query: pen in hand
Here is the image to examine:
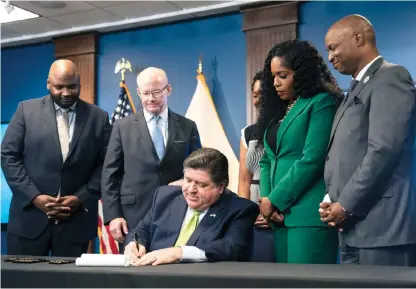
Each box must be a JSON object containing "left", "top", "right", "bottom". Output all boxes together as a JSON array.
[{"left": 134, "top": 232, "right": 140, "bottom": 259}]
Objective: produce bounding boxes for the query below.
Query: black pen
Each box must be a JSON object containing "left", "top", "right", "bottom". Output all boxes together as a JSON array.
[{"left": 134, "top": 232, "right": 140, "bottom": 257}]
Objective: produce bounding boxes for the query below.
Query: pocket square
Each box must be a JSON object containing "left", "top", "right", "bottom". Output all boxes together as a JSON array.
[
  {"left": 174, "top": 140, "right": 185, "bottom": 143},
  {"left": 353, "top": 96, "right": 362, "bottom": 105}
]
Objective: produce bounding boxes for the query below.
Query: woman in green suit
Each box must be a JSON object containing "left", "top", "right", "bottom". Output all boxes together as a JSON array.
[{"left": 257, "top": 39, "right": 343, "bottom": 264}]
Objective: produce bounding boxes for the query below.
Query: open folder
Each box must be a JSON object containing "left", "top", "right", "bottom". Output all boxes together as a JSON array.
[{"left": 75, "top": 253, "right": 130, "bottom": 267}]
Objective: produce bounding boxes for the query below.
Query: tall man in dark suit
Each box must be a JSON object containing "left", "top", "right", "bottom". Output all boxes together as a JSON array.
[
  {"left": 320, "top": 15, "right": 416, "bottom": 266},
  {"left": 1, "top": 59, "right": 111, "bottom": 257},
  {"left": 102, "top": 67, "right": 201, "bottom": 246},
  {"left": 124, "top": 148, "right": 259, "bottom": 265}
]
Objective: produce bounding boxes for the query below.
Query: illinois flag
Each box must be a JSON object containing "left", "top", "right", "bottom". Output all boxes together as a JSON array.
[
  {"left": 185, "top": 72, "right": 239, "bottom": 192},
  {"left": 98, "top": 80, "right": 135, "bottom": 254}
]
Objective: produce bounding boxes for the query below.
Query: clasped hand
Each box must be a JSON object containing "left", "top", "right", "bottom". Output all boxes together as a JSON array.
[
  {"left": 319, "top": 201, "right": 347, "bottom": 232},
  {"left": 33, "top": 194, "right": 81, "bottom": 220},
  {"left": 257, "top": 197, "right": 284, "bottom": 225}
]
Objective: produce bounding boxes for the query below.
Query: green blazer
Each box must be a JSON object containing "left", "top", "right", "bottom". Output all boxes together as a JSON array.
[{"left": 260, "top": 92, "right": 336, "bottom": 227}]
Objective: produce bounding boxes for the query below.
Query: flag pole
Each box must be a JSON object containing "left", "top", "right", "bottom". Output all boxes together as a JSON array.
[
  {"left": 120, "top": 82, "right": 137, "bottom": 113},
  {"left": 197, "top": 55, "right": 203, "bottom": 75}
]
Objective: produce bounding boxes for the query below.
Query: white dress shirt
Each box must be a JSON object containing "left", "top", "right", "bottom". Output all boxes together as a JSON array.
[
  {"left": 143, "top": 106, "right": 169, "bottom": 146},
  {"left": 354, "top": 55, "right": 382, "bottom": 81},
  {"left": 54, "top": 102, "right": 76, "bottom": 143},
  {"left": 179, "top": 206, "right": 209, "bottom": 263}
]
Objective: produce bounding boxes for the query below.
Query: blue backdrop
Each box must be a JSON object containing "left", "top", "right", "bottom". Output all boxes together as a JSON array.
[{"left": 97, "top": 13, "right": 246, "bottom": 155}]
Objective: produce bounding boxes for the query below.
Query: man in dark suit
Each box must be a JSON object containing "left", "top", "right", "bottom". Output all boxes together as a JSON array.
[
  {"left": 102, "top": 67, "right": 201, "bottom": 246},
  {"left": 320, "top": 15, "right": 416, "bottom": 266},
  {"left": 124, "top": 148, "right": 259, "bottom": 265},
  {"left": 1, "top": 59, "right": 111, "bottom": 257}
]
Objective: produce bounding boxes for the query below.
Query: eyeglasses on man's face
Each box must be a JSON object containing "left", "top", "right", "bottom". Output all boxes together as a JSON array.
[{"left": 138, "top": 84, "right": 169, "bottom": 98}]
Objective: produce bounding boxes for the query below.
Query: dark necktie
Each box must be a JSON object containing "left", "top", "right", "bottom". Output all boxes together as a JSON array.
[{"left": 344, "top": 79, "right": 360, "bottom": 103}]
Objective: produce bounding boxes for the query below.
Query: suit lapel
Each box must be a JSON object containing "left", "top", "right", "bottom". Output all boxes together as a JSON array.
[
  {"left": 67, "top": 100, "right": 87, "bottom": 159},
  {"left": 135, "top": 110, "right": 159, "bottom": 160},
  {"left": 162, "top": 110, "right": 179, "bottom": 161},
  {"left": 167, "top": 194, "right": 188, "bottom": 246},
  {"left": 186, "top": 192, "right": 227, "bottom": 246},
  {"left": 275, "top": 98, "right": 311, "bottom": 155},
  {"left": 263, "top": 125, "right": 275, "bottom": 157},
  {"left": 328, "top": 57, "right": 384, "bottom": 150},
  {"left": 42, "top": 95, "right": 61, "bottom": 156}
]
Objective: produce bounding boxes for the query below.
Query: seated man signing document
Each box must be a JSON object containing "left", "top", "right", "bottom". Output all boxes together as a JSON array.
[{"left": 124, "top": 148, "right": 259, "bottom": 265}]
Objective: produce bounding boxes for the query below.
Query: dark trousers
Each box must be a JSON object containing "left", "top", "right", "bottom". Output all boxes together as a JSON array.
[
  {"left": 250, "top": 228, "right": 275, "bottom": 262},
  {"left": 118, "top": 241, "right": 125, "bottom": 254},
  {"left": 7, "top": 222, "right": 89, "bottom": 257},
  {"left": 340, "top": 243, "right": 416, "bottom": 266}
]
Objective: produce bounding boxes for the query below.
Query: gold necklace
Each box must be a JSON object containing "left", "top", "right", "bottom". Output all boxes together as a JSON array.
[{"left": 279, "top": 99, "right": 297, "bottom": 123}]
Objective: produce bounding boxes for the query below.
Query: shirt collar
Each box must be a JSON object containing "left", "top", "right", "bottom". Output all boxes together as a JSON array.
[
  {"left": 143, "top": 106, "right": 169, "bottom": 123},
  {"left": 355, "top": 55, "right": 382, "bottom": 81},
  {"left": 187, "top": 206, "right": 208, "bottom": 215},
  {"left": 54, "top": 101, "right": 77, "bottom": 112}
]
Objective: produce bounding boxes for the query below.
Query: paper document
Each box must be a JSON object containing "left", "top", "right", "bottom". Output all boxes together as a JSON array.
[{"left": 75, "top": 253, "right": 130, "bottom": 267}]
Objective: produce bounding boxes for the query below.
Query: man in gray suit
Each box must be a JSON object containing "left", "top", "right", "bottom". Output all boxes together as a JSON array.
[
  {"left": 102, "top": 67, "right": 201, "bottom": 246},
  {"left": 320, "top": 15, "right": 416, "bottom": 266},
  {"left": 1, "top": 59, "right": 111, "bottom": 256}
]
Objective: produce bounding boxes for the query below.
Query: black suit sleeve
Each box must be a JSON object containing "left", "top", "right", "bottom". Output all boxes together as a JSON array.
[
  {"left": 1, "top": 102, "right": 42, "bottom": 208},
  {"left": 190, "top": 121, "right": 202, "bottom": 153},
  {"left": 101, "top": 120, "right": 125, "bottom": 224},
  {"left": 124, "top": 187, "right": 160, "bottom": 251},
  {"left": 197, "top": 202, "right": 259, "bottom": 262},
  {"left": 74, "top": 113, "right": 111, "bottom": 206}
]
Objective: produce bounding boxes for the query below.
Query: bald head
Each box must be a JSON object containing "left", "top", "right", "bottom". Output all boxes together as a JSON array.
[
  {"left": 48, "top": 59, "right": 80, "bottom": 81},
  {"left": 136, "top": 67, "right": 168, "bottom": 88},
  {"left": 136, "top": 67, "right": 171, "bottom": 115},
  {"left": 47, "top": 59, "right": 81, "bottom": 109},
  {"left": 328, "top": 14, "right": 376, "bottom": 46},
  {"left": 325, "top": 14, "right": 379, "bottom": 77}
]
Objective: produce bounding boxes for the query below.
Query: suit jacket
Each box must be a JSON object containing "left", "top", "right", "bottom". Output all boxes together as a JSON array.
[
  {"left": 325, "top": 57, "right": 416, "bottom": 248},
  {"left": 101, "top": 109, "right": 201, "bottom": 229},
  {"left": 125, "top": 186, "right": 259, "bottom": 262},
  {"left": 1, "top": 95, "right": 111, "bottom": 242},
  {"left": 260, "top": 93, "right": 337, "bottom": 227}
]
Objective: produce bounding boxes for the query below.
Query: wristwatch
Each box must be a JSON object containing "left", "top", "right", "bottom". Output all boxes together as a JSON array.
[{"left": 341, "top": 205, "right": 354, "bottom": 217}]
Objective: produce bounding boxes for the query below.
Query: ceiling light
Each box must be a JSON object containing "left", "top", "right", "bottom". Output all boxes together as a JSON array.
[{"left": 1, "top": 0, "right": 39, "bottom": 24}]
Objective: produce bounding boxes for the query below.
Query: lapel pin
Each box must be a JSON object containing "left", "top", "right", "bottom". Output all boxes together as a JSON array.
[
  {"left": 364, "top": 76, "right": 370, "bottom": 83},
  {"left": 210, "top": 214, "right": 216, "bottom": 218}
]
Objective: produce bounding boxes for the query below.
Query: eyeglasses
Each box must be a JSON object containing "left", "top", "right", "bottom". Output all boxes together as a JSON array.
[{"left": 138, "top": 84, "right": 169, "bottom": 99}]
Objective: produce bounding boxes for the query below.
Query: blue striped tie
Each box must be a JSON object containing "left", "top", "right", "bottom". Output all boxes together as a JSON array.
[{"left": 151, "top": 115, "right": 165, "bottom": 160}]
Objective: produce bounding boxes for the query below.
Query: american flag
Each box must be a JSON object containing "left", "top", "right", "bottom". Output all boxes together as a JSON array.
[
  {"left": 98, "top": 80, "right": 136, "bottom": 254},
  {"left": 109, "top": 81, "right": 134, "bottom": 125}
]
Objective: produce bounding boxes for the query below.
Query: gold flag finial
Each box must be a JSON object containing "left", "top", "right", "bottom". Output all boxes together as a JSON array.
[
  {"left": 114, "top": 58, "right": 132, "bottom": 81},
  {"left": 197, "top": 55, "right": 203, "bottom": 74}
]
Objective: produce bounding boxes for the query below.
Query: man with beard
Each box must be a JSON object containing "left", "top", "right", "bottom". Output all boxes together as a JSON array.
[
  {"left": 1, "top": 59, "right": 111, "bottom": 257},
  {"left": 320, "top": 14, "right": 416, "bottom": 266}
]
